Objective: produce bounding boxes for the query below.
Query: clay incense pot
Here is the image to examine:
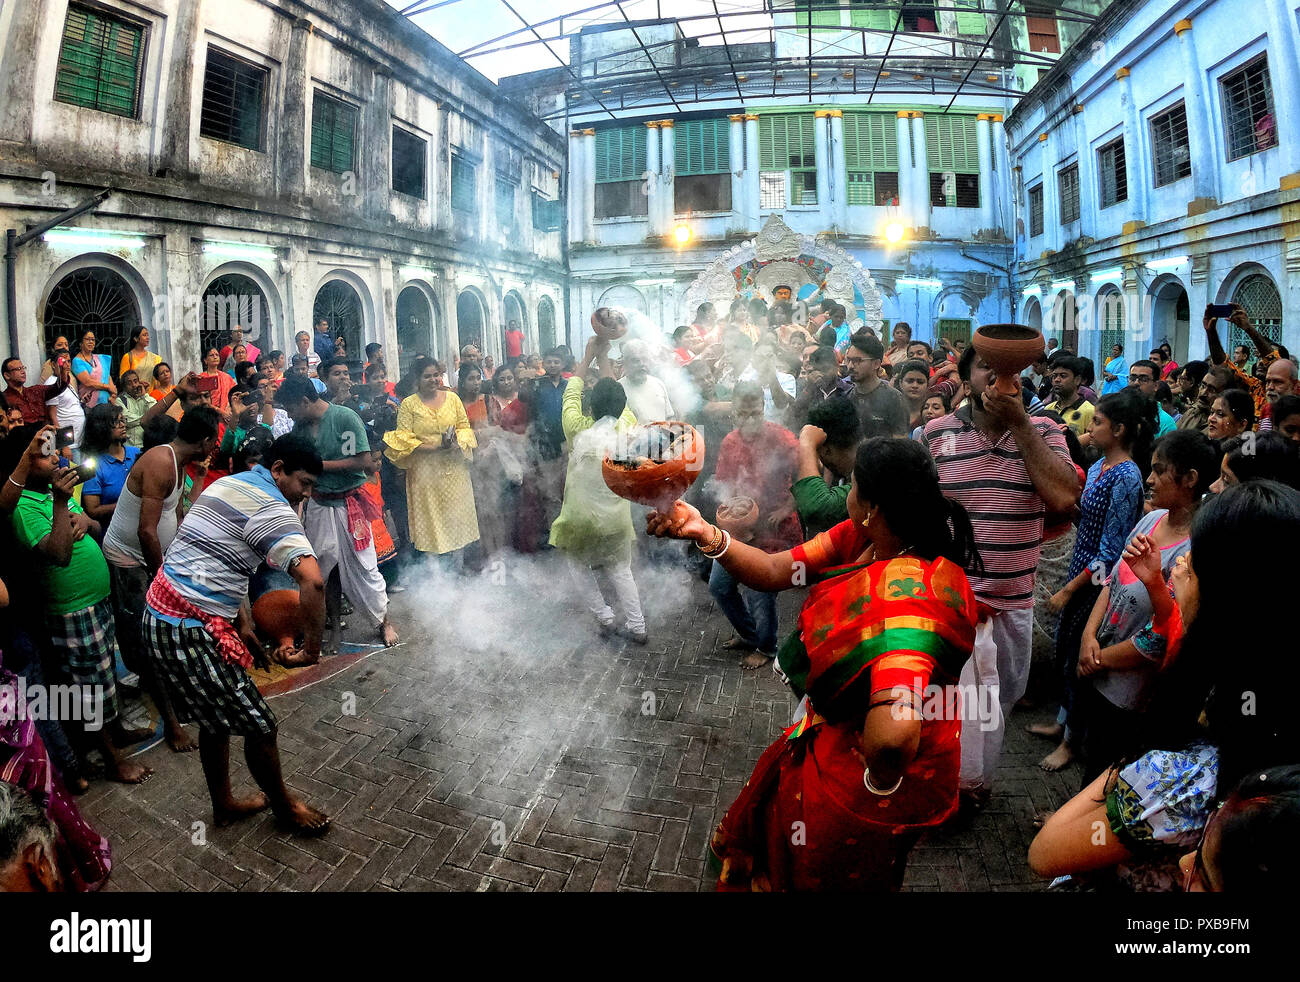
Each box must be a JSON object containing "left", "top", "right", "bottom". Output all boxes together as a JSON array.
[
  {"left": 602, "top": 421, "right": 705, "bottom": 512},
  {"left": 971, "top": 324, "right": 1044, "bottom": 397},
  {"left": 250, "top": 565, "right": 300, "bottom": 651},
  {"left": 591, "top": 309, "right": 629, "bottom": 342},
  {"left": 715, "top": 496, "right": 759, "bottom": 541}
]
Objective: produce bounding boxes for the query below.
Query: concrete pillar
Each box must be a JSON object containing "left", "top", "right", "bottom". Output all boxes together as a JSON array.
[
  {"left": 155, "top": 0, "right": 202, "bottom": 179},
  {"left": 896, "top": 112, "right": 914, "bottom": 230},
  {"left": 910, "top": 113, "right": 930, "bottom": 236},
  {"left": 728, "top": 114, "right": 746, "bottom": 233},
  {"left": 659, "top": 120, "right": 676, "bottom": 232},
  {"left": 645, "top": 121, "right": 662, "bottom": 235},
  {"left": 278, "top": 17, "right": 313, "bottom": 202},
  {"left": 744, "top": 114, "right": 760, "bottom": 230},
  {"left": 377, "top": 257, "right": 397, "bottom": 362},
  {"left": 435, "top": 107, "right": 453, "bottom": 231},
  {"left": 0, "top": 0, "right": 49, "bottom": 144},
  {"left": 1071, "top": 105, "right": 1093, "bottom": 239},
  {"left": 976, "top": 114, "right": 994, "bottom": 235},
  {"left": 160, "top": 230, "right": 199, "bottom": 372},
  {"left": 991, "top": 114, "right": 1008, "bottom": 234},
  {"left": 285, "top": 242, "right": 313, "bottom": 355},
  {"left": 828, "top": 110, "right": 846, "bottom": 229},
  {"left": 582, "top": 129, "right": 597, "bottom": 243},
  {"left": 568, "top": 129, "right": 584, "bottom": 244},
  {"left": 1174, "top": 19, "right": 1219, "bottom": 207},
  {"left": 1264, "top": 2, "right": 1300, "bottom": 181},
  {"left": 365, "top": 72, "right": 393, "bottom": 221},
  {"left": 1040, "top": 131, "right": 1057, "bottom": 250},
  {"left": 1114, "top": 69, "right": 1146, "bottom": 226},
  {"left": 814, "top": 110, "right": 831, "bottom": 219}
]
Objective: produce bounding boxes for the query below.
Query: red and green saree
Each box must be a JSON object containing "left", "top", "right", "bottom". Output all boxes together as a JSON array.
[{"left": 709, "top": 519, "right": 979, "bottom": 891}]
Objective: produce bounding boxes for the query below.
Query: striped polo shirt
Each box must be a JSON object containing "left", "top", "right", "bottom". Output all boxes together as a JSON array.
[
  {"left": 922, "top": 406, "right": 1072, "bottom": 611},
  {"left": 151, "top": 465, "right": 314, "bottom": 620}
]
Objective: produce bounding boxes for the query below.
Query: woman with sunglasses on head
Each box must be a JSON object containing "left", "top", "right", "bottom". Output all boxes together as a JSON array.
[
  {"left": 1030, "top": 480, "right": 1300, "bottom": 885},
  {"left": 1181, "top": 764, "right": 1300, "bottom": 891}
]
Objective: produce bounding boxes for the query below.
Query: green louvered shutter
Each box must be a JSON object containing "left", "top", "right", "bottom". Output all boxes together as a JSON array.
[
  {"left": 55, "top": 5, "right": 144, "bottom": 117},
  {"left": 795, "top": 1, "right": 840, "bottom": 29},
  {"left": 844, "top": 112, "right": 898, "bottom": 206},
  {"left": 849, "top": 2, "right": 898, "bottom": 30},
  {"left": 594, "top": 126, "right": 647, "bottom": 184},
  {"left": 759, "top": 114, "right": 816, "bottom": 172},
  {"left": 954, "top": 0, "right": 988, "bottom": 35},
  {"left": 925, "top": 115, "right": 980, "bottom": 173},
  {"left": 675, "top": 119, "right": 730, "bottom": 176},
  {"left": 310, "top": 94, "right": 356, "bottom": 173}
]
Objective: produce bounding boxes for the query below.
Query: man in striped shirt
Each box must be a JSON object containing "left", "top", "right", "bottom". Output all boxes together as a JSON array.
[{"left": 922, "top": 345, "right": 1080, "bottom": 810}]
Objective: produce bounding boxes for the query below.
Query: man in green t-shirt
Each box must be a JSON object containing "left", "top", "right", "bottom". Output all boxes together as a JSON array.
[
  {"left": 4, "top": 425, "right": 153, "bottom": 784},
  {"left": 278, "top": 375, "right": 396, "bottom": 646},
  {"left": 791, "top": 397, "right": 861, "bottom": 539}
]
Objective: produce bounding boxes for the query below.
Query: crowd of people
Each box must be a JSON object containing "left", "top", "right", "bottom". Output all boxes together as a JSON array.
[{"left": 1, "top": 293, "right": 1298, "bottom": 893}]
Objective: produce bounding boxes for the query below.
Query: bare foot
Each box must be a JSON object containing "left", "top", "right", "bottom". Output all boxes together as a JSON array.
[
  {"left": 1026, "top": 722, "right": 1064, "bottom": 741},
  {"left": 275, "top": 798, "right": 331, "bottom": 836},
  {"left": 276, "top": 647, "right": 319, "bottom": 668},
  {"left": 109, "top": 760, "right": 153, "bottom": 784},
  {"left": 381, "top": 621, "right": 399, "bottom": 646},
  {"left": 1039, "top": 743, "right": 1076, "bottom": 772},
  {"left": 214, "top": 792, "right": 270, "bottom": 827},
  {"left": 1032, "top": 809, "right": 1057, "bottom": 830},
  {"left": 740, "top": 652, "right": 773, "bottom": 670},
  {"left": 112, "top": 724, "right": 156, "bottom": 747},
  {"left": 166, "top": 725, "right": 199, "bottom": 753},
  {"left": 722, "top": 635, "right": 752, "bottom": 650}
]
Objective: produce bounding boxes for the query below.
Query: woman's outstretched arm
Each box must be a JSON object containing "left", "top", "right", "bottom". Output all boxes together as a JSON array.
[{"left": 646, "top": 500, "right": 803, "bottom": 593}]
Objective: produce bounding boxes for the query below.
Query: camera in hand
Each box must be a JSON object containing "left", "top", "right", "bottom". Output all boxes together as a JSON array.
[
  {"left": 1207, "top": 304, "right": 1235, "bottom": 319},
  {"left": 55, "top": 425, "right": 76, "bottom": 449}
]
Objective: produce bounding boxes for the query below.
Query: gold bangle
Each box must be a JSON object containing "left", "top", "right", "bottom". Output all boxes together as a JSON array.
[{"left": 698, "top": 524, "right": 721, "bottom": 555}]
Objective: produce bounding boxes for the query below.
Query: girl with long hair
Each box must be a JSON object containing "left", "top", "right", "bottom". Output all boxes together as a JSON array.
[{"left": 648, "top": 438, "right": 983, "bottom": 891}]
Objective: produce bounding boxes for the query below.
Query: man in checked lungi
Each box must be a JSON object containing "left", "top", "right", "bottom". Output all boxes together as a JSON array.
[{"left": 143, "top": 434, "right": 330, "bottom": 833}]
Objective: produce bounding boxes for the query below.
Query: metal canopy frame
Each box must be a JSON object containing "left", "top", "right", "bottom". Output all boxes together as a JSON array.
[{"left": 398, "top": 1, "right": 1112, "bottom": 120}]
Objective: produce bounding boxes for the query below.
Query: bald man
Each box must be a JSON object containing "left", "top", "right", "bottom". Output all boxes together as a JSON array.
[{"left": 1260, "top": 357, "right": 1300, "bottom": 431}]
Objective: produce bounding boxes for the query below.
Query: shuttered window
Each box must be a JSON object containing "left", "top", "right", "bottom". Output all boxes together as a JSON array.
[
  {"left": 54, "top": 4, "right": 145, "bottom": 118},
  {"left": 760, "top": 114, "right": 818, "bottom": 205},
  {"left": 954, "top": 0, "right": 988, "bottom": 35},
  {"left": 310, "top": 92, "right": 356, "bottom": 173},
  {"left": 795, "top": 0, "right": 840, "bottom": 30},
  {"left": 391, "top": 127, "right": 426, "bottom": 198},
  {"left": 451, "top": 152, "right": 477, "bottom": 212},
  {"left": 532, "top": 192, "right": 561, "bottom": 232},
  {"left": 200, "top": 48, "right": 266, "bottom": 150},
  {"left": 495, "top": 174, "right": 517, "bottom": 228},
  {"left": 1058, "top": 164, "right": 1080, "bottom": 224},
  {"left": 849, "top": 2, "right": 897, "bottom": 30},
  {"left": 1097, "top": 138, "right": 1127, "bottom": 208},
  {"left": 1029, "top": 184, "right": 1044, "bottom": 236},
  {"left": 926, "top": 115, "right": 980, "bottom": 208},
  {"left": 1025, "top": 7, "right": 1060, "bottom": 53},
  {"left": 844, "top": 112, "right": 898, "bottom": 206},
  {"left": 675, "top": 119, "right": 730, "bottom": 176},
  {"left": 594, "top": 126, "right": 647, "bottom": 184}
]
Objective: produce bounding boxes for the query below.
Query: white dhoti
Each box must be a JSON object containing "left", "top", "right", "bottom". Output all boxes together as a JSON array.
[
  {"left": 304, "top": 497, "right": 388, "bottom": 630},
  {"left": 958, "top": 607, "right": 1034, "bottom": 793}
]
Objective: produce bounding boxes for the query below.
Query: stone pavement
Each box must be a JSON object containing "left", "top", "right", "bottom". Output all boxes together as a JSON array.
[{"left": 82, "top": 553, "right": 1084, "bottom": 892}]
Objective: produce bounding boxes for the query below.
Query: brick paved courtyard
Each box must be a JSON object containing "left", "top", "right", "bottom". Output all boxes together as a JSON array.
[{"left": 82, "top": 553, "right": 1085, "bottom": 892}]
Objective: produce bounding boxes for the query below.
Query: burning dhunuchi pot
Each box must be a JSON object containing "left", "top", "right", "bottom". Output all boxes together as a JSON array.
[
  {"left": 715, "top": 496, "right": 759, "bottom": 541},
  {"left": 602, "top": 421, "right": 705, "bottom": 513}
]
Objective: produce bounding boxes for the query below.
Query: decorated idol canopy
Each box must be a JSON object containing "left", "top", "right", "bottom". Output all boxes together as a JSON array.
[{"left": 683, "top": 214, "right": 884, "bottom": 335}]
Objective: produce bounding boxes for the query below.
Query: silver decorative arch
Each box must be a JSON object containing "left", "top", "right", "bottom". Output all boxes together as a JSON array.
[{"left": 683, "top": 214, "right": 884, "bottom": 333}]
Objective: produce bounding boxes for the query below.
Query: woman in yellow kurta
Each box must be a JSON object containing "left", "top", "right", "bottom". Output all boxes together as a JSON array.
[
  {"left": 383, "top": 357, "right": 480, "bottom": 557},
  {"left": 119, "top": 326, "right": 162, "bottom": 383}
]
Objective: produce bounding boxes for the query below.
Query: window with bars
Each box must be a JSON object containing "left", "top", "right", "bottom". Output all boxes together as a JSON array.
[
  {"left": 595, "top": 181, "right": 649, "bottom": 219},
  {"left": 199, "top": 48, "right": 265, "bottom": 150},
  {"left": 1220, "top": 55, "right": 1276, "bottom": 161},
  {"left": 930, "top": 172, "right": 980, "bottom": 208},
  {"left": 1029, "top": 184, "right": 1044, "bottom": 237},
  {"left": 391, "top": 127, "right": 426, "bottom": 198},
  {"left": 495, "top": 174, "right": 517, "bottom": 228},
  {"left": 936, "top": 319, "right": 973, "bottom": 345},
  {"left": 1230, "top": 274, "right": 1283, "bottom": 350},
  {"left": 1097, "top": 138, "right": 1127, "bottom": 209},
  {"left": 54, "top": 4, "right": 145, "bottom": 118},
  {"left": 675, "top": 175, "right": 731, "bottom": 213},
  {"left": 310, "top": 92, "right": 356, "bottom": 173},
  {"left": 901, "top": 4, "right": 939, "bottom": 31},
  {"left": 760, "top": 115, "right": 818, "bottom": 206},
  {"left": 532, "top": 191, "right": 561, "bottom": 232},
  {"left": 1058, "top": 164, "right": 1080, "bottom": 224},
  {"left": 451, "top": 152, "right": 477, "bottom": 213},
  {"left": 1025, "top": 7, "right": 1060, "bottom": 53},
  {"left": 1097, "top": 290, "right": 1125, "bottom": 357},
  {"left": 794, "top": 0, "right": 840, "bottom": 30},
  {"left": 1150, "top": 102, "right": 1192, "bottom": 187},
  {"left": 760, "top": 172, "right": 787, "bottom": 210},
  {"left": 844, "top": 111, "right": 898, "bottom": 206}
]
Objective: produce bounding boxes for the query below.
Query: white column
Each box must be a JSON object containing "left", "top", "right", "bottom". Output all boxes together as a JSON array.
[
  {"left": 991, "top": 114, "right": 1008, "bottom": 234},
  {"left": 976, "top": 114, "right": 994, "bottom": 235},
  {"left": 1116, "top": 70, "right": 1147, "bottom": 223},
  {"left": 581, "top": 128, "right": 596, "bottom": 242},
  {"left": 1174, "top": 19, "right": 1218, "bottom": 204},
  {"left": 659, "top": 120, "right": 676, "bottom": 234},
  {"left": 728, "top": 114, "right": 746, "bottom": 233},
  {"left": 1072, "top": 106, "right": 1093, "bottom": 239},
  {"left": 645, "top": 121, "right": 662, "bottom": 236},
  {"left": 1264, "top": 3, "right": 1300, "bottom": 179},
  {"left": 911, "top": 114, "right": 930, "bottom": 234},
  {"left": 1040, "top": 131, "right": 1058, "bottom": 251},
  {"left": 814, "top": 110, "right": 831, "bottom": 220},
  {"left": 828, "top": 110, "right": 846, "bottom": 229},
  {"left": 896, "top": 111, "right": 913, "bottom": 230},
  {"left": 568, "top": 129, "right": 584, "bottom": 245},
  {"left": 744, "top": 114, "right": 760, "bottom": 230}
]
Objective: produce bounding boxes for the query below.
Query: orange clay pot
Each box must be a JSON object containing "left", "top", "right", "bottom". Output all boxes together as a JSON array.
[
  {"left": 251, "top": 567, "right": 299, "bottom": 649},
  {"left": 602, "top": 421, "right": 705, "bottom": 512},
  {"left": 715, "top": 496, "right": 759, "bottom": 539},
  {"left": 971, "top": 324, "right": 1044, "bottom": 397},
  {"left": 590, "top": 310, "right": 628, "bottom": 341}
]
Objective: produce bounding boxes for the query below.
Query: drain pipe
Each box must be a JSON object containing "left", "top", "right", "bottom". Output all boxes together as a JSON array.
[{"left": 5, "top": 187, "right": 114, "bottom": 356}]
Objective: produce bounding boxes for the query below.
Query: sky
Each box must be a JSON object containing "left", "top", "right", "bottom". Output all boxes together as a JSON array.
[{"left": 386, "top": 0, "right": 779, "bottom": 82}]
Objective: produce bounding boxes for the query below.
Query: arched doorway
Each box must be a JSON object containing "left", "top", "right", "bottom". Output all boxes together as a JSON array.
[
  {"left": 396, "top": 285, "right": 436, "bottom": 375},
  {"left": 43, "top": 266, "right": 142, "bottom": 379},
  {"left": 314, "top": 280, "right": 364, "bottom": 375},
  {"left": 597, "top": 284, "right": 647, "bottom": 317},
  {"left": 1049, "top": 290, "right": 1078, "bottom": 351},
  {"left": 201, "top": 273, "right": 272, "bottom": 360},
  {"left": 1095, "top": 288, "right": 1125, "bottom": 367},
  {"left": 456, "top": 289, "right": 485, "bottom": 352},
  {"left": 1230, "top": 273, "right": 1282, "bottom": 353},
  {"left": 1023, "top": 296, "right": 1043, "bottom": 335},
  {"left": 503, "top": 291, "right": 526, "bottom": 354},
  {"left": 1151, "top": 279, "right": 1190, "bottom": 363},
  {"left": 537, "top": 295, "right": 557, "bottom": 352}
]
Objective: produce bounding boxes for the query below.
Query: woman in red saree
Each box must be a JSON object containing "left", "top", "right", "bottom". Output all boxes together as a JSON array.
[{"left": 648, "top": 438, "right": 982, "bottom": 891}]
